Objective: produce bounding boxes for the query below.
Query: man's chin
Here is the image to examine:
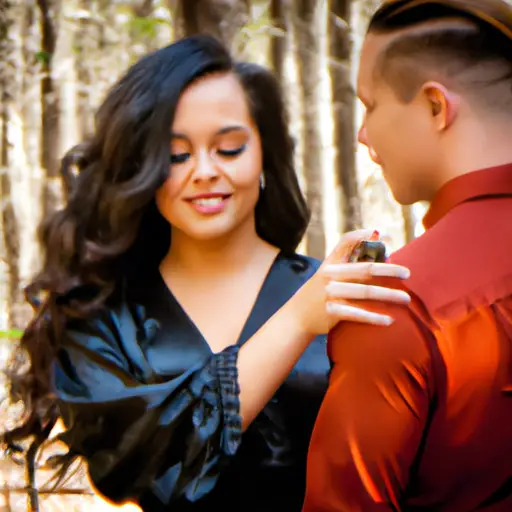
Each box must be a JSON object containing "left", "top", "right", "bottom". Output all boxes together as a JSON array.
[{"left": 390, "top": 187, "right": 418, "bottom": 207}]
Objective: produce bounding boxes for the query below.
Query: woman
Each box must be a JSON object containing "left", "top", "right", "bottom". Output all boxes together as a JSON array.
[{"left": 2, "top": 35, "right": 411, "bottom": 511}]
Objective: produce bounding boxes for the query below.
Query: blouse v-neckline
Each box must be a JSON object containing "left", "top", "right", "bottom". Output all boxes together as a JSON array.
[{"left": 156, "top": 251, "right": 284, "bottom": 354}]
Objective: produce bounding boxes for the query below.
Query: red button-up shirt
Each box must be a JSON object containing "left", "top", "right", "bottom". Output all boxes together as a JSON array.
[{"left": 304, "top": 164, "right": 512, "bottom": 511}]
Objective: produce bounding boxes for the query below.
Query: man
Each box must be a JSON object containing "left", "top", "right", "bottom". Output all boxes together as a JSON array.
[{"left": 304, "top": 1, "right": 512, "bottom": 510}]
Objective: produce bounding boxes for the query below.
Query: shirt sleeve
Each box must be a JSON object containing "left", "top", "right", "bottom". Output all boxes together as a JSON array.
[
  {"left": 303, "top": 292, "right": 434, "bottom": 512},
  {"left": 53, "top": 303, "right": 242, "bottom": 506}
]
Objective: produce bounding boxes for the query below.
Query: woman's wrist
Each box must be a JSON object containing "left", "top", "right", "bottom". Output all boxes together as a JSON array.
[{"left": 284, "top": 282, "right": 324, "bottom": 340}]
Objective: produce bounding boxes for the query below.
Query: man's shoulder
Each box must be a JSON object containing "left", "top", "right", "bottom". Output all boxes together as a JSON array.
[
  {"left": 328, "top": 220, "right": 456, "bottom": 367},
  {"left": 328, "top": 290, "right": 433, "bottom": 374},
  {"left": 388, "top": 202, "right": 512, "bottom": 317},
  {"left": 388, "top": 219, "right": 447, "bottom": 273}
]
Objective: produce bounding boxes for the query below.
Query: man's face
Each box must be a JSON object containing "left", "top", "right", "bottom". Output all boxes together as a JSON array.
[{"left": 357, "top": 33, "right": 442, "bottom": 205}]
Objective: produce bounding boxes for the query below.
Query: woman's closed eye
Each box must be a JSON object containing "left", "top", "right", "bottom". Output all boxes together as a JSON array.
[
  {"left": 217, "top": 144, "right": 247, "bottom": 158},
  {"left": 170, "top": 152, "right": 190, "bottom": 165},
  {"left": 169, "top": 144, "right": 247, "bottom": 165}
]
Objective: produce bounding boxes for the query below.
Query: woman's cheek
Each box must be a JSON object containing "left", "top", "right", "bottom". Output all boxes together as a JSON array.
[
  {"left": 159, "top": 173, "right": 183, "bottom": 198},
  {"left": 155, "top": 177, "right": 181, "bottom": 217}
]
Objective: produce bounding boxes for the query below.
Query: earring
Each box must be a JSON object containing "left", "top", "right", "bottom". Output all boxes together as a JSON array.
[{"left": 259, "top": 173, "right": 266, "bottom": 190}]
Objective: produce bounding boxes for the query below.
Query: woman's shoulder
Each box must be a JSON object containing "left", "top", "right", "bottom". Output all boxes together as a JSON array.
[
  {"left": 281, "top": 252, "right": 322, "bottom": 275},
  {"left": 65, "top": 280, "right": 157, "bottom": 347}
]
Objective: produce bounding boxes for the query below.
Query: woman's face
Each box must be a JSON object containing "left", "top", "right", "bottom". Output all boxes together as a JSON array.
[{"left": 155, "top": 72, "right": 263, "bottom": 242}]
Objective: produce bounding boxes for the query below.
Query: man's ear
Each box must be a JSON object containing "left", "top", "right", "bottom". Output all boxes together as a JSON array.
[{"left": 420, "top": 81, "right": 460, "bottom": 130}]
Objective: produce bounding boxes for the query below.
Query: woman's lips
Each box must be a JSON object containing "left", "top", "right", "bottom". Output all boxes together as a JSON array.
[{"left": 185, "top": 194, "right": 232, "bottom": 215}]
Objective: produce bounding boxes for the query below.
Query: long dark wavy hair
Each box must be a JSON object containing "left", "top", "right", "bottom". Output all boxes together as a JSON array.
[{"left": 2, "top": 34, "right": 309, "bottom": 484}]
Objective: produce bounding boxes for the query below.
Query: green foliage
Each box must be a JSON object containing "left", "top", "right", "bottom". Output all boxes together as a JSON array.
[
  {"left": 35, "top": 50, "right": 52, "bottom": 65},
  {"left": 0, "top": 329, "right": 22, "bottom": 339},
  {"left": 129, "top": 15, "right": 168, "bottom": 41}
]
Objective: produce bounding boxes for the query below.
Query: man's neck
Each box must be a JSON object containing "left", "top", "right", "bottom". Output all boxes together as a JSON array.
[{"left": 441, "top": 119, "right": 512, "bottom": 190}]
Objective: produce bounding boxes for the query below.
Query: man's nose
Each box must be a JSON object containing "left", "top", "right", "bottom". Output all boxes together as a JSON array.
[{"left": 358, "top": 124, "right": 368, "bottom": 146}]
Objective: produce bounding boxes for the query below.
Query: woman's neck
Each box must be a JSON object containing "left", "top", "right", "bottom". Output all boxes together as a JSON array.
[{"left": 162, "top": 223, "right": 278, "bottom": 278}]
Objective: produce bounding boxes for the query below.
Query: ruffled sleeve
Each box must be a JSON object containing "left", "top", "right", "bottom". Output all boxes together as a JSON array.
[{"left": 53, "top": 301, "right": 242, "bottom": 506}]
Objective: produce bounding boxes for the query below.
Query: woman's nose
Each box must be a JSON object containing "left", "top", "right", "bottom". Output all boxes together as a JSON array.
[{"left": 192, "top": 150, "right": 220, "bottom": 182}]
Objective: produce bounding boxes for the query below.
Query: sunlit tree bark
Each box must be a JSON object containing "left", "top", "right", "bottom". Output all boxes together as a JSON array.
[
  {"left": 294, "top": 0, "right": 326, "bottom": 258},
  {"left": 0, "top": 0, "right": 22, "bottom": 329},
  {"left": 37, "top": 0, "right": 62, "bottom": 215},
  {"left": 172, "top": 0, "right": 250, "bottom": 54},
  {"left": 329, "top": 0, "right": 361, "bottom": 233}
]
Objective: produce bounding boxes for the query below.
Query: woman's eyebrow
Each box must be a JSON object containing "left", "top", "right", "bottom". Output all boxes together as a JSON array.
[
  {"left": 171, "top": 125, "right": 247, "bottom": 139},
  {"left": 170, "top": 132, "right": 188, "bottom": 140},
  {"left": 216, "top": 125, "right": 248, "bottom": 135}
]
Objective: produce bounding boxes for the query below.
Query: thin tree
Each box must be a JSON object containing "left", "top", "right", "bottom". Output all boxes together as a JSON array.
[
  {"left": 171, "top": 0, "right": 250, "bottom": 53},
  {"left": 329, "top": 0, "right": 362, "bottom": 233},
  {"left": 401, "top": 205, "right": 416, "bottom": 242},
  {"left": 294, "top": 0, "right": 326, "bottom": 258},
  {"left": 0, "top": 0, "right": 22, "bottom": 330},
  {"left": 270, "top": 0, "right": 287, "bottom": 81},
  {"left": 36, "top": 0, "right": 61, "bottom": 216}
]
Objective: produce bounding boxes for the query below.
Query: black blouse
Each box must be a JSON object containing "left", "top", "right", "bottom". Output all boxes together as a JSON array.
[{"left": 53, "top": 252, "right": 330, "bottom": 511}]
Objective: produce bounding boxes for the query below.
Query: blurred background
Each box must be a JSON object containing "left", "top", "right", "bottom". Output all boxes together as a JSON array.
[{"left": 0, "top": 0, "right": 427, "bottom": 509}]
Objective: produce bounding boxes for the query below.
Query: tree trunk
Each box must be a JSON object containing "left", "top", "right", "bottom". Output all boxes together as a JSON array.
[
  {"left": 295, "top": 0, "right": 326, "bottom": 258},
  {"left": 172, "top": 0, "right": 250, "bottom": 53},
  {"left": 270, "top": 0, "right": 288, "bottom": 81},
  {"left": 0, "top": 0, "right": 22, "bottom": 330},
  {"left": 36, "top": 0, "right": 61, "bottom": 217},
  {"left": 74, "top": 0, "right": 95, "bottom": 140},
  {"left": 329, "top": 0, "right": 361, "bottom": 233},
  {"left": 0, "top": 486, "right": 12, "bottom": 512},
  {"left": 270, "top": 0, "right": 307, "bottom": 257},
  {"left": 16, "top": 0, "right": 40, "bottom": 324},
  {"left": 401, "top": 204, "right": 416, "bottom": 243}
]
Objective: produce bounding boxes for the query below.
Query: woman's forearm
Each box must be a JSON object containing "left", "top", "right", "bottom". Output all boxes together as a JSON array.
[
  {"left": 237, "top": 294, "right": 313, "bottom": 430},
  {"left": 236, "top": 233, "right": 411, "bottom": 431}
]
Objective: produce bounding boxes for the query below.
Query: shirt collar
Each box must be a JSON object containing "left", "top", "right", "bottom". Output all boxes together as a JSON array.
[{"left": 423, "top": 163, "right": 512, "bottom": 229}]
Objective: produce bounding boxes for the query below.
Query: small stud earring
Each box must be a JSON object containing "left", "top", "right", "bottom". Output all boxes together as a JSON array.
[{"left": 259, "top": 173, "right": 266, "bottom": 190}]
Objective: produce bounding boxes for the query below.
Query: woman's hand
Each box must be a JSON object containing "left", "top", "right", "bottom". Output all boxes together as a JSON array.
[
  {"left": 295, "top": 230, "right": 411, "bottom": 336},
  {"left": 237, "top": 229, "right": 411, "bottom": 428}
]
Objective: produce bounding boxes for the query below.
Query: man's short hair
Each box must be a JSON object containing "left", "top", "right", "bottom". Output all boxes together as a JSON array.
[{"left": 368, "top": 1, "right": 512, "bottom": 110}]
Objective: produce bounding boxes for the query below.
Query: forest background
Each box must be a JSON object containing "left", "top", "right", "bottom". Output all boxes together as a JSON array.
[{"left": 0, "top": 0, "right": 429, "bottom": 510}]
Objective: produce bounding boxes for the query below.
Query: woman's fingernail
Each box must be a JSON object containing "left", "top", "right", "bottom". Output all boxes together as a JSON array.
[
  {"left": 399, "top": 268, "right": 411, "bottom": 279},
  {"left": 397, "top": 291, "right": 411, "bottom": 302},
  {"left": 381, "top": 316, "right": 394, "bottom": 326}
]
